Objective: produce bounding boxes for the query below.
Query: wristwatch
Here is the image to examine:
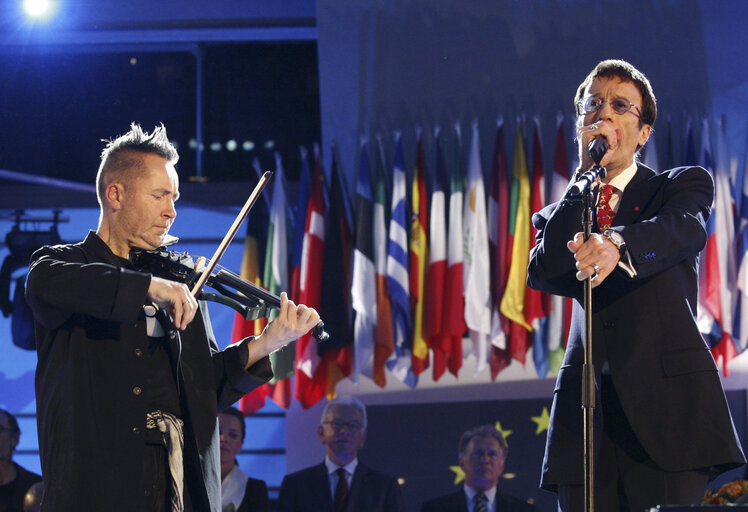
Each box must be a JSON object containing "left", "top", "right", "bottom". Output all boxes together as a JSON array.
[{"left": 602, "top": 229, "right": 626, "bottom": 259}]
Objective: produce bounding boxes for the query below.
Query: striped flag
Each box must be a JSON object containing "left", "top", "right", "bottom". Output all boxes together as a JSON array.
[
  {"left": 410, "top": 131, "right": 430, "bottom": 375},
  {"left": 289, "top": 145, "right": 312, "bottom": 304},
  {"left": 372, "top": 137, "right": 395, "bottom": 387},
  {"left": 386, "top": 133, "right": 416, "bottom": 387},
  {"left": 264, "top": 153, "right": 292, "bottom": 376},
  {"left": 736, "top": 129, "right": 748, "bottom": 352},
  {"left": 261, "top": 153, "right": 293, "bottom": 407},
  {"left": 320, "top": 146, "right": 354, "bottom": 396},
  {"left": 712, "top": 118, "right": 738, "bottom": 370},
  {"left": 546, "top": 115, "right": 571, "bottom": 374},
  {"left": 526, "top": 118, "right": 551, "bottom": 376},
  {"left": 443, "top": 124, "right": 466, "bottom": 377},
  {"left": 425, "top": 127, "right": 450, "bottom": 381},
  {"left": 351, "top": 140, "right": 377, "bottom": 383},
  {"left": 294, "top": 150, "right": 327, "bottom": 409},
  {"left": 231, "top": 208, "right": 269, "bottom": 414},
  {"left": 487, "top": 119, "right": 511, "bottom": 378},
  {"left": 697, "top": 119, "right": 738, "bottom": 375},
  {"left": 500, "top": 121, "right": 532, "bottom": 362},
  {"left": 463, "top": 120, "right": 491, "bottom": 374},
  {"left": 232, "top": 164, "right": 271, "bottom": 414}
]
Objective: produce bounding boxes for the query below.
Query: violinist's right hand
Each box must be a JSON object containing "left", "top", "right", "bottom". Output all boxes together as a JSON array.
[{"left": 147, "top": 276, "right": 198, "bottom": 330}]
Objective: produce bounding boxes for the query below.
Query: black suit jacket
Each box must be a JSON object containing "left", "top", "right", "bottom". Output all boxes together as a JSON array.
[
  {"left": 276, "top": 461, "right": 404, "bottom": 512},
  {"left": 236, "top": 477, "right": 269, "bottom": 512},
  {"left": 420, "top": 487, "right": 536, "bottom": 512},
  {"left": 527, "top": 165, "right": 745, "bottom": 489}
]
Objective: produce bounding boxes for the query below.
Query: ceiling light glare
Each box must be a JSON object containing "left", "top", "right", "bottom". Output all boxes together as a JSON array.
[{"left": 23, "top": 0, "right": 51, "bottom": 18}]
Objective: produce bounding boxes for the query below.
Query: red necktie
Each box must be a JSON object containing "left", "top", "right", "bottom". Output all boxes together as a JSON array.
[
  {"left": 334, "top": 467, "right": 349, "bottom": 512},
  {"left": 597, "top": 184, "right": 617, "bottom": 231}
]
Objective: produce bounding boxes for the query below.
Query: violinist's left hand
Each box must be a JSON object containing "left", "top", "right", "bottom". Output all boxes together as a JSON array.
[{"left": 245, "top": 292, "right": 320, "bottom": 369}]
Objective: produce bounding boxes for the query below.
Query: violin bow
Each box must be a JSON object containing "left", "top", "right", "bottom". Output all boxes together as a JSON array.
[{"left": 190, "top": 170, "right": 273, "bottom": 298}]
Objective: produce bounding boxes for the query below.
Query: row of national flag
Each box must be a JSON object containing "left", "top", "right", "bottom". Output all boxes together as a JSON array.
[{"left": 231, "top": 115, "right": 748, "bottom": 413}]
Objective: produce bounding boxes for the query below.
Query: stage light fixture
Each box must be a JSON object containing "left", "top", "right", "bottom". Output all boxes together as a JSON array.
[{"left": 22, "top": 0, "right": 51, "bottom": 19}]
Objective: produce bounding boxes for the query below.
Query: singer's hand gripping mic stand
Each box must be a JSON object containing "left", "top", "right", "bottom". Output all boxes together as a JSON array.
[{"left": 566, "top": 137, "right": 607, "bottom": 512}]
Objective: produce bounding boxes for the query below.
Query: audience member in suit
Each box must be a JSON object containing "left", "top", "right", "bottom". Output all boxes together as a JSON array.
[
  {"left": 421, "top": 425, "right": 535, "bottom": 512},
  {"left": 0, "top": 408, "right": 42, "bottom": 512},
  {"left": 219, "top": 407, "right": 269, "bottom": 512},
  {"left": 276, "top": 395, "right": 404, "bottom": 512}
]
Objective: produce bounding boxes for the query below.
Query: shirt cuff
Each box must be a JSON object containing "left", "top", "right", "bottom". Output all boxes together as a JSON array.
[{"left": 617, "top": 247, "right": 637, "bottom": 278}]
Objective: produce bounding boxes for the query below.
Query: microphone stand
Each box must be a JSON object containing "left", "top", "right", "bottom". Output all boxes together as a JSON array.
[
  {"left": 581, "top": 167, "right": 598, "bottom": 512},
  {"left": 566, "top": 158, "right": 606, "bottom": 512}
]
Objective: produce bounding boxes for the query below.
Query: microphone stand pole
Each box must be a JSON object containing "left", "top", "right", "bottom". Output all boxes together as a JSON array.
[
  {"left": 570, "top": 156, "right": 605, "bottom": 512},
  {"left": 581, "top": 168, "right": 598, "bottom": 512},
  {"left": 568, "top": 136, "right": 607, "bottom": 512}
]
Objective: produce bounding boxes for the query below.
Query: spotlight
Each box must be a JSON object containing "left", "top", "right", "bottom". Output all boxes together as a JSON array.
[
  {"left": 226, "top": 140, "right": 237, "bottom": 151},
  {"left": 23, "top": 0, "right": 51, "bottom": 19}
]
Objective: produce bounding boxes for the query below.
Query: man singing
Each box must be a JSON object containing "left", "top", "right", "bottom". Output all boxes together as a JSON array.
[{"left": 527, "top": 60, "right": 745, "bottom": 511}]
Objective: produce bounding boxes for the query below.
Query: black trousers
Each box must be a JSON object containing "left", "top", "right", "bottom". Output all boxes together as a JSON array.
[{"left": 557, "top": 375, "right": 708, "bottom": 512}]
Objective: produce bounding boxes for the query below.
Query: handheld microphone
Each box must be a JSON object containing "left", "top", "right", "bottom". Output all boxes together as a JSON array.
[
  {"left": 588, "top": 135, "right": 609, "bottom": 165},
  {"left": 567, "top": 136, "right": 609, "bottom": 196}
]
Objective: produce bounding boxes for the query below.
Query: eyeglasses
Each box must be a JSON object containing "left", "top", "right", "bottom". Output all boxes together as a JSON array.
[
  {"left": 578, "top": 96, "right": 641, "bottom": 118},
  {"left": 468, "top": 449, "right": 502, "bottom": 461},
  {"left": 323, "top": 420, "right": 364, "bottom": 432}
]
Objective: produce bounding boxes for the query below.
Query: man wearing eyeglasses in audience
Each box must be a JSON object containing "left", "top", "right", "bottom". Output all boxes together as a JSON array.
[
  {"left": 421, "top": 425, "right": 535, "bottom": 512},
  {"left": 276, "top": 395, "right": 403, "bottom": 512},
  {"left": 527, "top": 59, "right": 744, "bottom": 511}
]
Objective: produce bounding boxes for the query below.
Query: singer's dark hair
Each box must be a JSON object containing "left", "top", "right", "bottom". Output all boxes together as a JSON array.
[{"left": 574, "top": 59, "right": 657, "bottom": 129}]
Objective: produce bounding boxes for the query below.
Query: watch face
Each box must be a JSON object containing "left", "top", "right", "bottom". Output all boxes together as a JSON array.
[{"left": 605, "top": 230, "right": 623, "bottom": 245}]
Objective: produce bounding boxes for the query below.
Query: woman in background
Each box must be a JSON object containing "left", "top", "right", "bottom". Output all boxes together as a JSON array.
[{"left": 219, "top": 407, "right": 270, "bottom": 512}]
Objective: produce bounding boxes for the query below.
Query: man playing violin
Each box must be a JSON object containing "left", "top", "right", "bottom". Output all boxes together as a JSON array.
[{"left": 25, "top": 123, "right": 320, "bottom": 512}]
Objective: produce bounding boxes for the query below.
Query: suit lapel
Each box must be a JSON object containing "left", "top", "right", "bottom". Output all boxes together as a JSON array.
[
  {"left": 457, "top": 487, "right": 470, "bottom": 512},
  {"left": 312, "top": 462, "right": 334, "bottom": 511},
  {"left": 346, "top": 464, "right": 365, "bottom": 511},
  {"left": 613, "top": 164, "right": 656, "bottom": 227}
]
